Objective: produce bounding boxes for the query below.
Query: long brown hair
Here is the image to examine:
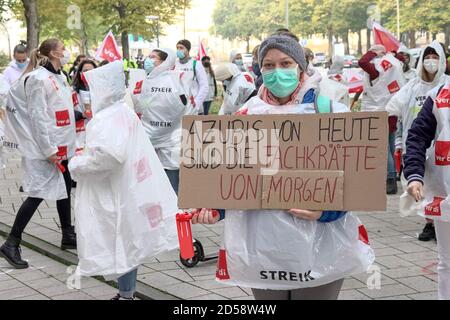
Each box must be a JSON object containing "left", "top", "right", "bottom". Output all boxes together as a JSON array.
[{"left": 23, "top": 38, "right": 61, "bottom": 74}]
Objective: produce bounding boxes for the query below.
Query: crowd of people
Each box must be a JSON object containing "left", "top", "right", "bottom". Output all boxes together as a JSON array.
[{"left": 0, "top": 29, "right": 450, "bottom": 301}]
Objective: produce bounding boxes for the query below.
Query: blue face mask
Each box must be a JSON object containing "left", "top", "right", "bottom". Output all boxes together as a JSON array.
[
  {"left": 234, "top": 59, "right": 243, "bottom": 66},
  {"left": 177, "top": 50, "right": 186, "bottom": 60},
  {"left": 16, "top": 61, "right": 27, "bottom": 69},
  {"left": 262, "top": 67, "right": 299, "bottom": 98},
  {"left": 144, "top": 58, "right": 155, "bottom": 74}
]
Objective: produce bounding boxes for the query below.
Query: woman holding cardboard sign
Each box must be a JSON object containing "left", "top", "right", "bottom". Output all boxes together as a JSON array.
[{"left": 192, "top": 33, "right": 374, "bottom": 300}]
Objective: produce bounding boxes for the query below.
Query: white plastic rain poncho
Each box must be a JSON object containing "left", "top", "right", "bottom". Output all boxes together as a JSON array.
[
  {"left": 71, "top": 90, "right": 88, "bottom": 153},
  {"left": 398, "top": 45, "right": 417, "bottom": 83},
  {"left": 217, "top": 87, "right": 374, "bottom": 290},
  {"left": 68, "top": 61, "right": 179, "bottom": 278},
  {"left": 0, "top": 74, "right": 10, "bottom": 169},
  {"left": 361, "top": 53, "right": 406, "bottom": 112},
  {"left": 4, "top": 67, "right": 76, "bottom": 200},
  {"left": 229, "top": 50, "right": 246, "bottom": 72},
  {"left": 323, "top": 58, "right": 350, "bottom": 107},
  {"left": 132, "top": 48, "right": 190, "bottom": 170},
  {"left": 400, "top": 80, "right": 450, "bottom": 222},
  {"left": 175, "top": 57, "right": 209, "bottom": 115},
  {"left": 215, "top": 63, "right": 255, "bottom": 115},
  {"left": 386, "top": 41, "right": 450, "bottom": 153}
]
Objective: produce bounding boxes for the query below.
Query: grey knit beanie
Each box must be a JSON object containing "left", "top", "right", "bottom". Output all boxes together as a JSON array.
[{"left": 259, "top": 35, "right": 307, "bottom": 71}]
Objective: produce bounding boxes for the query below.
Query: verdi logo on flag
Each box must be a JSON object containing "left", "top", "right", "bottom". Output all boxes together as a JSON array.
[{"left": 95, "top": 31, "right": 122, "bottom": 62}]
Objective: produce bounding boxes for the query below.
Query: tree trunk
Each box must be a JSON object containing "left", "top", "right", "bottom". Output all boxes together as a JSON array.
[
  {"left": 79, "top": 17, "right": 89, "bottom": 55},
  {"left": 366, "top": 28, "right": 371, "bottom": 52},
  {"left": 22, "top": 0, "right": 39, "bottom": 52},
  {"left": 327, "top": 27, "right": 333, "bottom": 57},
  {"left": 116, "top": 3, "right": 129, "bottom": 60},
  {"left": 408, "top": 30, "right": 416, "bottom": 48},
  {"left": 246, "top": 36, "right": 250, "bottom": 54},
  {"left": 432, "top": 33, "right": 437, "bottom": 41},
  {"left": 357, "top": 29, "right": 362, "bottom": 55},
  {"left": 121, "top": 31, "right": 130, "bottom": 61},
  {"left": 343, "top": 31, "right": 349, "bottom": 55}
]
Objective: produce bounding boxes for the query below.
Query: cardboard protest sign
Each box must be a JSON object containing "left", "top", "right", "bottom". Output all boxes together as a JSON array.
[
  {"left": 261, "top": 170, "right": 344, "bottom": 210},
  {"left": 179, "top": 111, "right": 388, "bottom": 211}
]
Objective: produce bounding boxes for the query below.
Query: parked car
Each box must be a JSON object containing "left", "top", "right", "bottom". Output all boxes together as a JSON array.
[
  {"left": 343, "top": 55, "right": 359, "bottom": 68},
  {"left": 313, "top": 52, "right": 327, "bottom": 66}
]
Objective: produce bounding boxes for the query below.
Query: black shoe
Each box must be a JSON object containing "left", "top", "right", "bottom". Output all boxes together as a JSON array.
[
  {"left": 19, "top": 186, "right": 24, "bottom": 192},
  {"left": 0, "top": 236, "right": 29, "bottom": 269},
  {"left": 111, "top": 294, "right": 134, "bottom": 300},
  {"left": 418, "top": 222, "right": 436, "bottom": 241},
  {"left": 386, "top": 178, "right": 398, "bottom": 195},
  {"left": 61, "top": 226, "right": 77, "bottom": 250}
]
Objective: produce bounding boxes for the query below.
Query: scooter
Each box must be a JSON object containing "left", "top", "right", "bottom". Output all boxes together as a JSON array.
[{"left": 176, "top": 210, "right": 219, "bottom": 268}]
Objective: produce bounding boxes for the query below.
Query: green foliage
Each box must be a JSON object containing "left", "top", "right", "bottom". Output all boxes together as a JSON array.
[
  {"left": 212, "top": 0, "right": 284, "bottom": 42},
  {"left": 1, "top": 0, "right": 189, "bottom": 56},
  {"left": 212, "top": 0, "right": 448, "bottom": 48},
  {"left": 0, "top": 52, "right": 10, "bottom": 69},
  {"left": 86, "top": 0, "right": 189, "bottom": 41}
]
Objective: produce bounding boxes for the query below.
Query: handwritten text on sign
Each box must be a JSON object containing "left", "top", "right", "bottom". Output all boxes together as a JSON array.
[
  {"left": 178, "top": 112, "right": 388, "bottom": 211},
  {"left": 261, "top": 170, "right": 344, "bottom": 210}
]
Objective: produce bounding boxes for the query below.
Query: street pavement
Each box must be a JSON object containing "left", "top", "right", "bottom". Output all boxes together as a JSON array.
[{"left": 0, "top": 152, "right": 440, "bottom": 300}]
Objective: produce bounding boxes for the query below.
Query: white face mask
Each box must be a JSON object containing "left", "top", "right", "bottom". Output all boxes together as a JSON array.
[
  {"left": 423, "top": 59, "right": 439, "bottom": 74},
  {"left": 59, "top": 50, "right": 71, "bottom": 66}
]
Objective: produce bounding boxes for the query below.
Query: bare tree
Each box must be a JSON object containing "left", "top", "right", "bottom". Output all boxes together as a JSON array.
[{"left": 22, "top": 0, "right": 39, "bottom": 51}]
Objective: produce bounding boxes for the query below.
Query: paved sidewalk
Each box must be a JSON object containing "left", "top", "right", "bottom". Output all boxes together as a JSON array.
[
  {"left": 0, "top": 235, "right": 119, "bottom": 300},
  {"left": 0, "top": 153, "right": 440, "bottom": 300}
]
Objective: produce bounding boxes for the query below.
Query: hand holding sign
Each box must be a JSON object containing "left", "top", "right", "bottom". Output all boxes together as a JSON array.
[
  {"left": 288, "top": 209, "right": 322, "bottom": 221},
  {"left": 191, "top": 209, "right": 220, "bottom": 225}
]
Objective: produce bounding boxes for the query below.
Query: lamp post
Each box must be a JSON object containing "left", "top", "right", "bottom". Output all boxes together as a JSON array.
[{"left": 146, "top": 15, "right": 160, "bottom": 48}]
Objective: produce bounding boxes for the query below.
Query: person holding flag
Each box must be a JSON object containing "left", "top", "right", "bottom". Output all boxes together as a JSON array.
[
  {"left": 175, "top": 39, "right": 209, "bottom": 115},
  {"left": 359, "top": 23, "right": 406, "bottom": 195}
]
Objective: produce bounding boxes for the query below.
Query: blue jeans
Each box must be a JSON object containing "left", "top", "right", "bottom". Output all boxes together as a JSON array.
[
  {"left": 165, "top": 169, "right": 180, "bottom": 195},
  {"left": 203, "top": 101, "right": 212, "bottom": 115},
  {"left": 118, "top": 268, "right": 138, "bottom": 299},
  {"left": 387, "top": 132, "right": 397, "bottom": 179}
]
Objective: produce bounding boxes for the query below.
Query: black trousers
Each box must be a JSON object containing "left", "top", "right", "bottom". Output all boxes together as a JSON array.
[{"left": 10, "top": 160, "right": 72, "bottom": 240}]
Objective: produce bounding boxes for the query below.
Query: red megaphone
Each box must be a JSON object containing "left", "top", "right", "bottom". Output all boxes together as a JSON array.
[
  {"left": 395, "top": 150, "right": 402, "bottom": 174},
  {"left": 176, "top": 212, "right": 195, "bottom": 260},
  {"left": 176, "top": 209, "right": 220, "bottom": 260}
]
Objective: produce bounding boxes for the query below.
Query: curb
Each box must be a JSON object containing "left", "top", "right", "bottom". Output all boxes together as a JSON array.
[{"left": 0, "top": 221, "right": 180, "bottom": 300}]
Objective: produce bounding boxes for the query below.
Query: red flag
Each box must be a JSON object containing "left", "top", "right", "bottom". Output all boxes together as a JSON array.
[
  {"left": 95, "top": 31, "right": 122, "bottom": 62},
  {"left": 372, "top": 22, "right": 400, "bottom": 53},
  {"left": 196, "top": 39, "right": 207, "bottom": 61}
]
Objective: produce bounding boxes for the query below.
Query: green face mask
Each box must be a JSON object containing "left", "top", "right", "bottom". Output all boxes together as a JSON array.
[{"left": 262, "top": 67, "right": 299, "bottom": 98}]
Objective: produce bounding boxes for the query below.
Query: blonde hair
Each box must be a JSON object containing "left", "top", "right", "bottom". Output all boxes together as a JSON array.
[{"left": 23, "top": 38, "right": 61, "bottom": 75}]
